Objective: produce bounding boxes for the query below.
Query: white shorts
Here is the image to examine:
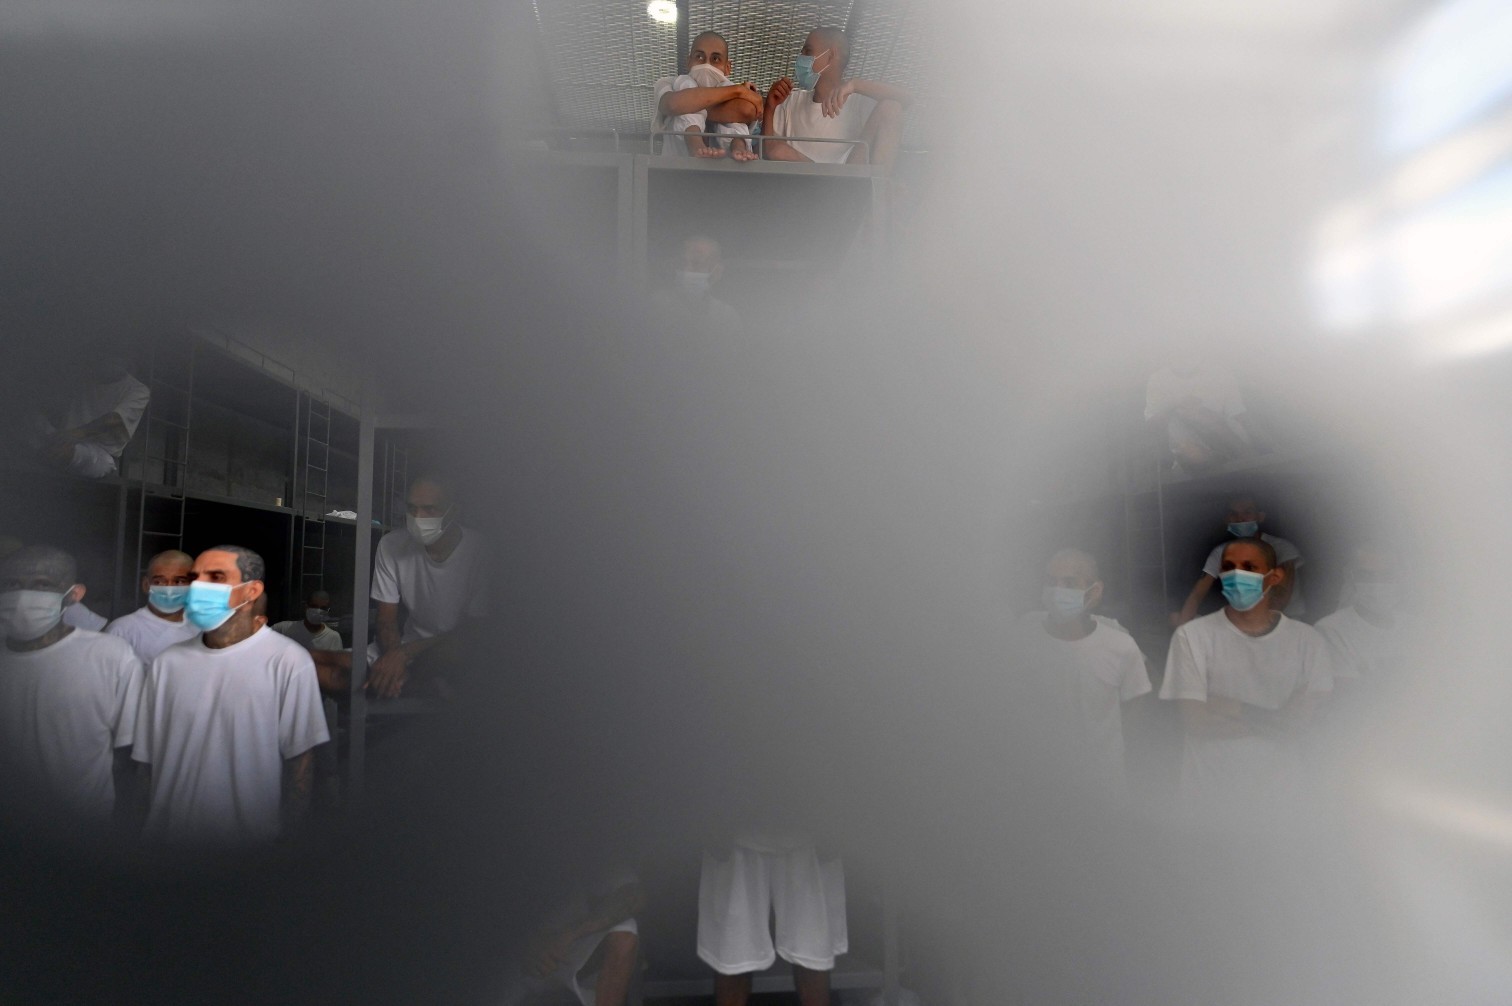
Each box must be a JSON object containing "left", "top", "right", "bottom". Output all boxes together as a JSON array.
[{"left": 697, "top": 845, "right": 847, "bottom": 974}]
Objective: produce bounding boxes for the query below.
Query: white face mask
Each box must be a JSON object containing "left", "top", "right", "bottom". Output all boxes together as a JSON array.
[
  {"left": 0, "top": 588, "right": 70, "bottom": 641},
  {"left": 676, "top": 269, "right": 712, "bottom": 299},
  {"left": 305, "top": 607, "right": 329, "bottom": 624},
  {"left": 688, "top": 62, "right": 729, "bottom": 86},
  {"left": 406, "top": 513, "right": 448, "bottom": 546}
]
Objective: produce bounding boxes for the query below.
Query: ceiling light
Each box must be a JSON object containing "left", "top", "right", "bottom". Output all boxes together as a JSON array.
[{"left": 647, "top": 0, "right": 677, "bottom": 24}]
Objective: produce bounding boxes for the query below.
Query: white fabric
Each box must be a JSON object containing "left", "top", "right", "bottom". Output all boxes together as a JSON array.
[
  {"left": 1010, "top": 613, "right": 1152, "bottom": 794},
  {"left": 769, "top": 88, "right": 876, "bottom": 163},
  {"left": 1202, "top": 533, "right": 1307, "bottom": 617},
  {"left": 1315, "top": 605, "right": 1394, "bottom": 682},
  {"left": 1144, "top": 364, "right": 1247, "bottom": 452},
  {"left": 698, "top": 844, "right": 847, "bottom": 974},
  {"left": 68, "top": 441, "right": 119, "bottom": 478},
  {"left": 685, "top": 65, "right": 751, "bottom": 145},
  {"left": 62, "top": 602, "right": 108, "bottom": 632},
  {"left": 132, "top": 626, "right": 329, "bottom": 845},
  {"left": 652, "top": 74, "right": 701, "bottom": 156},
  {"left": 106, "top": 605, "right": 201, "bottom": 665},
  {"left": 370, "top": 527, "right": 489, "bottom": 643},
  {"left": 270, "top": 619, "right": 344, "bottom": 652},
  {"left": 60, "top": 373, "right": 151, "bottom": 457},
  {"left": 1160, "top": 611, "right": 1332, "bottom": 805},
  {"left": 0, "top": 629, "right": 144, "bottom": 820}
]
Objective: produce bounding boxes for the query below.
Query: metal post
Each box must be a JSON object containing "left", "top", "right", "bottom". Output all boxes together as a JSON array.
[
  {"left": 348, "top": 407, "right": 375, "bottom": 797},
  {"left": 675, "top": 0, "right": 690, "bottom": 72},
  {"left": 631, "top": 154, "right": 650, "bottom": 287},
  {"left": 882, "top": 864, "right": 901, "bottom": 1006}
]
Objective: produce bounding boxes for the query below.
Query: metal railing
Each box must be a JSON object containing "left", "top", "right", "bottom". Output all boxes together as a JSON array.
[{"left": 650, "top": 128, "right": 868, "bottom": 161}]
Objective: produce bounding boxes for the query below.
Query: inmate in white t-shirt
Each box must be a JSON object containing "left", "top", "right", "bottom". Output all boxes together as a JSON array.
[
  {"left": 0, "top": 629, "right": 144, "bottom": 821},
  {"left": 1202, "top": 532, "right": 1306, "bottom": 618},
  {"left": 271, "top": 620, "right": 344, "bottom": 652},
  {"left": 769, "top": 89, "right": 876, "bottom": 163},
  {"left": 1144, "top": 364, "right": 1248, "bottom": 454},
  {"left": 1315, "top": 605, "right": 1394, "bottom": 683},
  {"left": 106, "top": 605, "right": 201, "bottom": 665},
  {"left": 370, "top": 528, "right": 489, "bottom": 643},
  {"left": 1011, "top": 613, "right": 1152, "bottom": 793},
  {"left": 1160, "top": 611, "right": 1332, "bottom": 804},
  {"left": 61, "top": 374, "right": 151, "bottom": 457},
  {"left": 132, "top": 626, "right": 329, "bottom": 845}
]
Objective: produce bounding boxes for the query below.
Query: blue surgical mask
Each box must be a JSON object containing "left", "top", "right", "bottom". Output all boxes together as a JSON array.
[
  {"left": 1219, "top": 569, "right": 1268, "bottom": 611},
  {"left": 185, "top": 580, "right": 247, "bottom": 632},
  {"left": 305, "top": 607, "right": 329, "bottom": 625},
  {"left": 1041, "top": 586, "right": 1090, "bottom": 622},
  {"left": 1227, "top": 521, "right": 1259, "bottom": 538},
  {"left": 148, "top": 584, "right": 189, "bottom": 614},
  {"left": 793, "top": 49, "right": 830, "bottom": 90}
]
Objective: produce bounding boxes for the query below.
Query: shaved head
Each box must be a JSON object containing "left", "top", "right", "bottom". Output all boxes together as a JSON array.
[
  {"left": 146, "top": 549, "right": 193, "bottom": 577},
  {"left": 1222, "top": 536, "right": 1278, "bottom": 571},
  {"left": 0, "top": 545, "right": 77, "bottom": 591},
  {"left": 307, "top": 590, "right": 332, "bottom": 606},
  {"left": 809, "top": 27, "right": 850, "bottom": 70},
  {"left": 1046, "top": 547, "right": 1100, "bottom": 584}
]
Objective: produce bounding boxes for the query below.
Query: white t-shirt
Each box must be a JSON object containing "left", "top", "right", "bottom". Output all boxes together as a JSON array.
[
  {"left": 62, "top": 603, "right": 108, "bottom": 632},
  {"left": 132, "top": 626, "right": 329, "bottom": 845},
  {"left": 271, "top": 620, "right": 344, "bottom": 652},
  {"left": 769, "top": 88, "right": 876, "bottom": 164},
  {"left": 1160, "top": 611, "right": 1332, "bottom": 804},
  {"left": 1202, "top": 533, "right": 1306, "bottom": 617},
  {"left": 651, "top": 74, "right": 703, "bottom": 156},
  {"left": 0, "top": 629, "right": 144, "bottom": 821},
  {"left": 370, "top": 528, "right": 489, "bottom": 643},
  {"left": 1314, "top": 606, "right": 1393, "bottom": 682},
  {"left": 1144, "top": 365, "right": 1247, "bottom": 452},
  {"left": 1011, "top": 613, "right": 1152, "bottom": 793},
  {"left": 106, "top": 605, "right": 201, "bottom": 665},
  {"left": 61, "top": 373, "right": 151, "bottom": 457}
]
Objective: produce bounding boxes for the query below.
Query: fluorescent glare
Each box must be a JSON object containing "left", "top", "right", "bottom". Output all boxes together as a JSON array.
[{"left": 646, "top": 0, "right": 677, "bottom": 24}]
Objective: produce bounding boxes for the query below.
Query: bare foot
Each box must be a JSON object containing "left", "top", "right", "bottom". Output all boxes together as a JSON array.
[
  {"left": 729, "top": 138, "right": 757, "bottom": 162},
  {"left": 687, "top": 131, "right": 726, "bottom": 158}
]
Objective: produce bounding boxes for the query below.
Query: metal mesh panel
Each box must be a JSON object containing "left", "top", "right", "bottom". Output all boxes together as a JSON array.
[
  {"left": 686, "top": 0, "right": 856, "bottom": 91},
  {"left": 533, "top": 0, "right": 681, "bottom": 131},
  {"left": 531, "top": 0, "right": 932, "bottom": 142},
  {"left": 846, "top": 0, "right": 935, "bottom": 149}
]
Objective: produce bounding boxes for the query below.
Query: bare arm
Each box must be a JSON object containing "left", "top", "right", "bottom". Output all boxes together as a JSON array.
[
  {"left": 845, "top": 78, "right": 911, "bottom": 106},
  {"left": 706, "top": 86, "right": 762, "bottom": 124},
  {"left": 1177, "top": 697, "right": 1251, "bottom": 739},
  {"left": 59, "top": 411, "right": 129, "bottom": 443},
  {"left": 282, "top": 750, "right": 314, "bottom": 831},
  {"left": 310, "top": 649, "right": 352, "bottom": 695},
  {"left": 375, "top": 600, "right": 402, "bottom": 655},
  {"left": 660, "top": 84, "right": 755, "bottom": 118},
  {"left": 113, "top": 750, "right": 149, "bottom": 834},
  {"left": 1177, "top": 574, "right": 1216, "bottom": 625}
]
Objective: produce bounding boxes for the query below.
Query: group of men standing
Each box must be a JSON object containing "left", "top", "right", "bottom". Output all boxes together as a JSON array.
[
  {"left": 0, "top": 473, "right": 485, "bottom": 848},
  {"left": 1021, "top": 494, "right": 1401, "bottom": 816}
]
